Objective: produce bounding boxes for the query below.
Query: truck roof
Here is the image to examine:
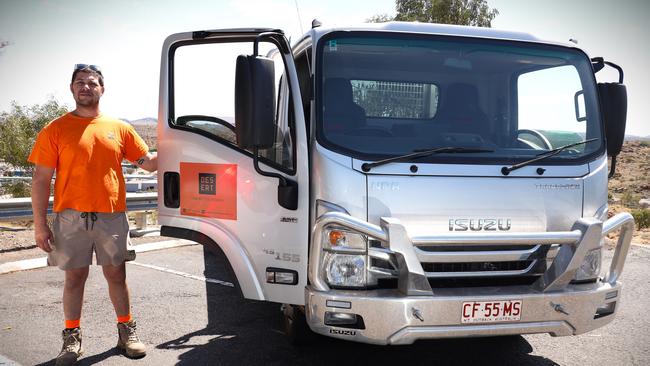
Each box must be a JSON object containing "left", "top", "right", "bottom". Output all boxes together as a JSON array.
[{"left": 305, "top": 21, "right": 575, "bottom": 49}]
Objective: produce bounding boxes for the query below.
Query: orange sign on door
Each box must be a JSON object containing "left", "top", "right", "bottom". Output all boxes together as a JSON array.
[{"left": 180, "top": 162, "right": 237, "bottom": 220}]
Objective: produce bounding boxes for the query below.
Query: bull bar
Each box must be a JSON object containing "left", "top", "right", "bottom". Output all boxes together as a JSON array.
[{"left": 306, "top": 212, "right": 635, "bottom": 344}]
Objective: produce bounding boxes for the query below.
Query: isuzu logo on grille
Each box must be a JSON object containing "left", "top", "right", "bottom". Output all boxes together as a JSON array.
[{"left": 448, "top": 218, "right": 512, "bottom": 231}]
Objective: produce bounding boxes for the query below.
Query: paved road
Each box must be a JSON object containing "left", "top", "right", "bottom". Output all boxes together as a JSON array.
[{"left": 0, "top": 244, "right": 648, "bottom": 365}]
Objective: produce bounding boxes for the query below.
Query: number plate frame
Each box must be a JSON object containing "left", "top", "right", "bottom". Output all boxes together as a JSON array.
[{"left": 461, "top": 300, "right": 523, "bottom": 324}]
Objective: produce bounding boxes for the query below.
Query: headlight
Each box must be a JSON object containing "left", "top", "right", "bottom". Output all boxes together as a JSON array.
[
  {"left": 324, "top": 253, "right": 367, "bottom": 288},
  {"left": 573, "top": 247, "right": 602, "bottom": 282}
]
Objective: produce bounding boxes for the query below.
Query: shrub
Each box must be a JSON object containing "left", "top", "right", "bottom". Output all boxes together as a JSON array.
[
  {"left": 631, "top": 209, "right": 650, "bottom": 229},
  {"left": 1, "top": 181, "right": 30, "bottom": 198},
  {"left": 621, "top": 191, "right": 639, "bottom": 208}
]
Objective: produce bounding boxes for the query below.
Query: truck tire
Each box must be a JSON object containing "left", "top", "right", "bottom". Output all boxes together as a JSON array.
[{"left": 282, "top": 304, "right": 316, "bottom": 346}]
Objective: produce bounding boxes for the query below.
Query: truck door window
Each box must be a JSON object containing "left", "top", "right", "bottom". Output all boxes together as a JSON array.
[
  {"left": 294, "top": 48, "right": 312, "bottom": 130},
  {"left": 171, "top": 41, "right": 296, "bottom": 173}
]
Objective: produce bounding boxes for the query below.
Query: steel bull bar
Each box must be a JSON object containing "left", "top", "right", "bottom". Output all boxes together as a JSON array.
[{"left": 306, "top": 212, "right": 635, "bottom": 344}]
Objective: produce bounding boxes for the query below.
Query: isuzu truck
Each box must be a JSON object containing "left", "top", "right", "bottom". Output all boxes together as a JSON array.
[{"left": 156, "top": 21, "right": 634, "bottom": 344}]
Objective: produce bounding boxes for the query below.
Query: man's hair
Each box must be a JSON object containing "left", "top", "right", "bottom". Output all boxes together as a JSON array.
[{"left": 71, "top": 67, "right": 104, "bottom": 87}]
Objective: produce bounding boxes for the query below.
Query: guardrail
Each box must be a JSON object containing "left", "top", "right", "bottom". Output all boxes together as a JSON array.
[
  {"left": 0, "top": 192, "right": 157, "bottom": 220},
  {"left": 0, "top": 175, "right": 155, "bottom": 181}
]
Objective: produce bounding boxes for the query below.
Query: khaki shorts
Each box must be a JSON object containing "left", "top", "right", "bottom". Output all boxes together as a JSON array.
[{"left": 49, "top": 209, "right": 131, "bottom": 270}]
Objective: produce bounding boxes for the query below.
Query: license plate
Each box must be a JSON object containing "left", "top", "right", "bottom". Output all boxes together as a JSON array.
[{"left": 461, "top": 300, "right": 522, "bottom": 324}]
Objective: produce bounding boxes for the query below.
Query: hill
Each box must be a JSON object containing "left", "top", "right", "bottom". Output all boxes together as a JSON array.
[
  {"left": 608, "top": 140, "right": 650, "bottom": 244},
  {"left": 123, "top": 118, "right": 157, "bottom": 150}
]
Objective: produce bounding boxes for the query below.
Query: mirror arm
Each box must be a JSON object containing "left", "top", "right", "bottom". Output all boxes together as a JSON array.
[
  {"left": 253, "top": 147, "right": 287, "bottom": 186},
  {"left": 608, "top": 155, "right": 617, "bottom": 178},
  {"left": 252, "top": 148, "right": 298, "bottom": 211},
  {"left": 591, "top": 57, "right": 624, "bottom": 83}
]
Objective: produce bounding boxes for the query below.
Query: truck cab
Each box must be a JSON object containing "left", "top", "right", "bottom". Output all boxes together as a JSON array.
[{"left": 157, "top": 22, "right": 633, "bottom": 344}]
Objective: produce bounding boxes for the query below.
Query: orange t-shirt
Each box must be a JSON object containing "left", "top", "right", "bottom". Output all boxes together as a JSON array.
[{"left": 28, "top": 113, "right": 149, "bottom": 213}]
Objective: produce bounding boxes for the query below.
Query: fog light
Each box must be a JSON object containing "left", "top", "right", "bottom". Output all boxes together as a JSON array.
[
  {"left": 594, "top": 301, "right": 616, "bottom": 319},
  {"left": 574, "top": 248, "right": 602, "bottom": 282},
  {"left": 324, "top": 311, "right": 366, "bottom": 329},
  {"left": 325, "top": 311, "right": 358, "bottom": 325},
  {"left": 325, "top": 253, "right": 366, "bottom": 288}
]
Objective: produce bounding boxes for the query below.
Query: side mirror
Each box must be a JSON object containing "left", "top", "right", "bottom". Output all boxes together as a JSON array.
[
  {"left": 598, "top": 82, "right": 627, "bottom": 157},
  {"left": 592, "top": 58, "right": 627, "bottom": 177},
  {"left": 235, "top": 55, "right": 276, "bottom": 149},
  {"left": 234, "top": 32, "right": 298, "bottom": 211}
]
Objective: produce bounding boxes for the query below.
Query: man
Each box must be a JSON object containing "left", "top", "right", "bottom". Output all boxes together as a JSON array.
[{"left": 29, "top": 64, "right": 157, "bottom": 365}]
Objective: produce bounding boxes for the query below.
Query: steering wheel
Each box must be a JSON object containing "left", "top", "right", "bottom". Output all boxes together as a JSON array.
[{"left": 517, "top": 129, "right": 552, "bottom": 150}]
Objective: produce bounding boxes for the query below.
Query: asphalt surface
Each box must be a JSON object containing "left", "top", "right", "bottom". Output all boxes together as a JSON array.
[{"left": 0, "top": 244, "right": 649, "bottom": 366}]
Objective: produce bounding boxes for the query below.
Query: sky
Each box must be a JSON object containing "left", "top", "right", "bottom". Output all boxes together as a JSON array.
[{"left": 0, "top": 0, "right": 648, "bottom": 136}]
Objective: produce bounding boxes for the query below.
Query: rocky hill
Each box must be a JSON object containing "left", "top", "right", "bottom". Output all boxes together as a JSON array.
[
  {"left": 608, "top": 140, "right": 650, "bottom": 244},
  {"left": 126, "top": 118, "right": 157, "bottom": 150}
]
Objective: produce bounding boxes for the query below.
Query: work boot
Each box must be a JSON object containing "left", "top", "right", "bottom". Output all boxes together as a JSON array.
[
  {"left": 55, "top": 327, "right": 83, "bottom": 366},
  {"left": 117, "top": 320, "right": 146, "bottom": 358}
]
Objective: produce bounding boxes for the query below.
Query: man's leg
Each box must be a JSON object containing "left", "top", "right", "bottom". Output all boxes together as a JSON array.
[
  {"left": 63, "top": 267, "right": 89, "bottom": 321},
  {"left": 56, "top": 266, "right": 88, "bottom": 366},
  {"left": 102, "top": 263, "right": 130, "bottom": 317},
  {"left": 103, "top": 263, "right": 146, "bottom": 358}
]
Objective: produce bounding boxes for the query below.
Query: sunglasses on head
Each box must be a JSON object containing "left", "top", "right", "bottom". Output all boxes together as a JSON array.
[{"left": 74, "top": 64, "right": 103, "bottom": 75}]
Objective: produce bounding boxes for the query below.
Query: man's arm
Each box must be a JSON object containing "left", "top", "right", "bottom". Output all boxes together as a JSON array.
[
  {"left": 134, "top": 152, "right": 157, "bottom": 172},
  {"left": 31, "top": 165, "right": 55, "bottom": 252}
]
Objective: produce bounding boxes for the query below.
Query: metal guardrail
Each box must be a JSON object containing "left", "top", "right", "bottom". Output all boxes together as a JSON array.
[
  {"left": 0, "top": 175, "right": 155, "bottom": 181},
  {"left": 0, "top": 192, "right": 158, "bottom": 220}
]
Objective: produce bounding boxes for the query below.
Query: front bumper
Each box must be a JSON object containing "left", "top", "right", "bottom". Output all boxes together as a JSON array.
[
  {"left": 306, "top": 213, "right": 634, "bottom": 345},
  {"left": 306, "top": 281, "right": 621, "bottom": 345}
]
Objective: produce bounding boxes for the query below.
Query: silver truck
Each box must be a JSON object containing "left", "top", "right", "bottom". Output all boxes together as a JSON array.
[{"left": 157, "top": 21, "right": 634, "bottom": 345}]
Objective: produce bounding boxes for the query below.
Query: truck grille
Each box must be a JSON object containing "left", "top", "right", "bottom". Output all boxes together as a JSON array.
[
  {"left": 422, "top": 260, "right": 534, "bottom": 273},
  {"left": 368, "top": 240, "right": 557, "bottom": 289},
  {"left": 415, "top": 243, "right": 551, "bottom": 287}
]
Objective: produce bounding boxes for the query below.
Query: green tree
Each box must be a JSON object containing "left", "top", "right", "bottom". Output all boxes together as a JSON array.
[
  {"left": 366, "top": 14, "right": 394, "bottom": 23},
  {"left": 368, "top": 0, "right": 499, "bottom": 27},
  {"left": 0, "top": 98, "right": 68, "bottom": 173}
]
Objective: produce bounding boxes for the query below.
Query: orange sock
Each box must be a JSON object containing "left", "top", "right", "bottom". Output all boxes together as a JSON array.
[
  {"left": 117, "top": 314, "right": 132, "bottom": 323},
  {"left": 65, "top": 319, "right": 80, "bottom": 329}
]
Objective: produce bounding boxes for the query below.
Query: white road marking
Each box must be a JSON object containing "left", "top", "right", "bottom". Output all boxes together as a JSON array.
[
  {"left": 0, "top": 354, "right": 22, "bottom": 365},
  {"left": 127, "top": 261, "right": 234, "bottom": 287}
]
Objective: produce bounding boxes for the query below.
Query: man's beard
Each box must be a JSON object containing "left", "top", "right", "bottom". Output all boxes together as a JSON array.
[{"left": 75, "top": 96, "right": 100, "bottom": 107}]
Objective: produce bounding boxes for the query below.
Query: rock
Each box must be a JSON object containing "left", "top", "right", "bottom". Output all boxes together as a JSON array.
[{"left": 640, "top": 199, "right": 650, "bottom": 209}]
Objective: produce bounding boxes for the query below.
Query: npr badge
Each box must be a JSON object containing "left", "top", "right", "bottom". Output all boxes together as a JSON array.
[{"left": 199, "top": 173, "right": 216, "bottom": 195}]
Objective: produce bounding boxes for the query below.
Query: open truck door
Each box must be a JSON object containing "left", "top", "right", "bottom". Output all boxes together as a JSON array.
[{"left": 157, "top": 29, "right": 308, "bottom": 305}]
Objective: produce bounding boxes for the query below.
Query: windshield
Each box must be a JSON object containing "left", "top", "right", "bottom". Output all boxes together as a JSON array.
[{"left": 316, "top": 32, "right": 603, "bottom": 164}]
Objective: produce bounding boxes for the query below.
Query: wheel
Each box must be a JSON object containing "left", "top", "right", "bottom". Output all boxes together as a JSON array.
[{"left": 282, "top": 304, "right": 316, "bottom": 346}]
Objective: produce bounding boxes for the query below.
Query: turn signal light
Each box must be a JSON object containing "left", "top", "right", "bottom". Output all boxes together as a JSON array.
[{"left": 329, "top": 230, "right": 346, "bottom": 246}]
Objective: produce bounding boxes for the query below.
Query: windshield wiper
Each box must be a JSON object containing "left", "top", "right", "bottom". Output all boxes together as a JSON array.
[
  {"left": 501, "top": 138, "right": 599, "bottom": 175},
  {"left": 361, "top": 147, "right": 494, "bottom": 172}
]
